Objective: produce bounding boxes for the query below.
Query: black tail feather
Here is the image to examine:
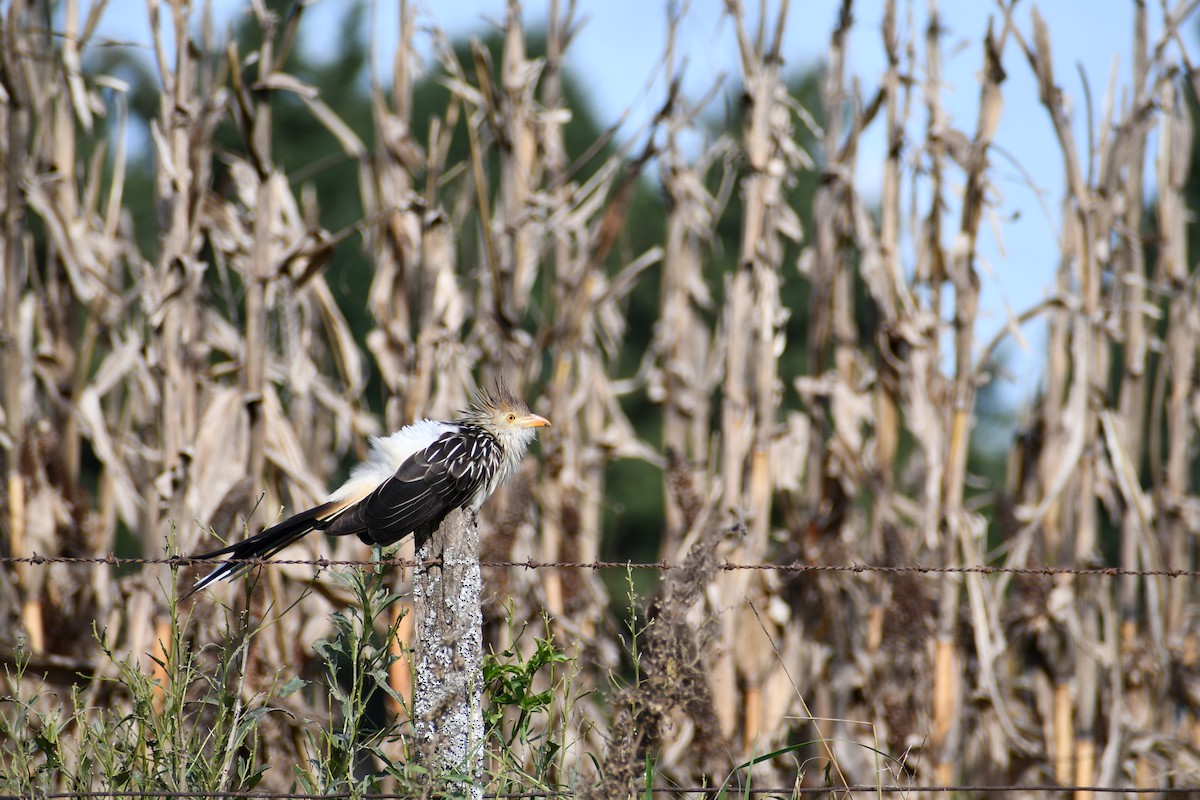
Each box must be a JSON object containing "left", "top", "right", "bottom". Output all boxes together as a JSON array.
[{"left": 187, "top": 502, "right": 336, "bottom": 596}]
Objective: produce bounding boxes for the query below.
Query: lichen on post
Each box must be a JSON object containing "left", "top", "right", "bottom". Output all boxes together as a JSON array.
[{"left": 411, "top": 506, "right": 484, "bottom": 798}]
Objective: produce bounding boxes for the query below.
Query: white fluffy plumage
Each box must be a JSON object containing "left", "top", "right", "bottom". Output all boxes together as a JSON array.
[{"left": 328, "top": 419, "right": 457, "bottom": 504}]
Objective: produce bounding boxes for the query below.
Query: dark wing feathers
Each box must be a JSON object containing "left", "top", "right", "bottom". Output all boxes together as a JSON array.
[{"left": 326, "top": 427, "right": 501, "bottom": 547}]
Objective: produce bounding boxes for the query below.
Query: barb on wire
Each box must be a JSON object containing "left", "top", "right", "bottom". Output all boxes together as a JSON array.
[{"left": 0, "top": 553, "right": 1197, "bottom": 579}]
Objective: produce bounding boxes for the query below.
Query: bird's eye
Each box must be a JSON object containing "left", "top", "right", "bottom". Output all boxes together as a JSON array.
[{"left": 506, "top": 412, "right": 517, "bottom": 422}]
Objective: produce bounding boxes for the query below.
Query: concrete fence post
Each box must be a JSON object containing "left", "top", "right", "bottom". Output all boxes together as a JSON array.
[{"left": 412, "top": 506, "right": 484, "bottom": 798}]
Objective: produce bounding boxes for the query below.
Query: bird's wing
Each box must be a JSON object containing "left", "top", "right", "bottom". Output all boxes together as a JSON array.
[{"left": 324, "top": 427, "right": 499, "bottom": 546}]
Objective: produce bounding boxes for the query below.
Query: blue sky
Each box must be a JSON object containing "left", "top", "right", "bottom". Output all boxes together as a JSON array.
[{"left": 95, "top": 1, "right": 1196, "bottom": 405}]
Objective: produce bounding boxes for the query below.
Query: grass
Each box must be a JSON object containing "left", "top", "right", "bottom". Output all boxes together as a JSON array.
[
  {"left": 2, "top": 561, "right": 884, "bottom": 799},
  {"left": 2, "top": 591, "right": 274, "bottom": 796},
  {"left": 0, "top": 564, "right": 596, "bottom": 799}
]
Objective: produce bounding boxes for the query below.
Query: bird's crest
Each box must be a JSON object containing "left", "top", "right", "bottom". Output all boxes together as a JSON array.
[{"left": 463, "top": 377, "right": 528, "bottom": 420}]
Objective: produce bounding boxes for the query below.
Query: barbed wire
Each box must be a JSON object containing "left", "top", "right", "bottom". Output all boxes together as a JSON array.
[
  {"left": 6, "top": 784, "right": 1200, "bottom": 799},
  {"left": 0, "top": 552, "right": 1197, "bottom": 578}
]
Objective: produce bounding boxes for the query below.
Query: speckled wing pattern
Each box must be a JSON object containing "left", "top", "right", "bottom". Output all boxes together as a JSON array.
[{"left": 324, "top": 424, "right": 503, "bottom": 547}]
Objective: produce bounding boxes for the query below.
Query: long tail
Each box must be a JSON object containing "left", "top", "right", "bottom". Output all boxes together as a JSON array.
[{"left": 188, "top": 501, "right": 341, "bottom": 596}]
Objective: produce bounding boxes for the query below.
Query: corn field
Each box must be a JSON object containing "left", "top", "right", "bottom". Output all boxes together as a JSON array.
[{"left": 3, "top": 0, "right": 1200, "bottom": 796}]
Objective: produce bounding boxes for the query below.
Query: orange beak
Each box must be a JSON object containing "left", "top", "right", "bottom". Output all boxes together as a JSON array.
[{"left": 522, "top": 414, "right": 551, "bottom": 428}]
